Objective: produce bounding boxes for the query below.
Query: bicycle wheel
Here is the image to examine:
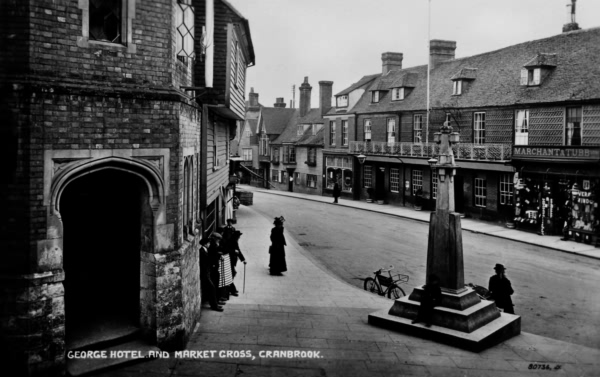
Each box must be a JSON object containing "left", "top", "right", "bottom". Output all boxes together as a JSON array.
[
  {"left": 364, "top": 278, "right": 381, "bottom": 295},
  {"left": 387, "top": 285, "right": 405, "bottom": 299}
]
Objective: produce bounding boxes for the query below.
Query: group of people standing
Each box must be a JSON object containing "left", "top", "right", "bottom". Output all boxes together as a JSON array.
[{"left": 199, "top": 219, "right": 246, "bottom": 312}]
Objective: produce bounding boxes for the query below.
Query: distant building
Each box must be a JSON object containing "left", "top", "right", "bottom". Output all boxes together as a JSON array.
[{"left": 324, "top": 27, "right": 600, "bottom": 244}]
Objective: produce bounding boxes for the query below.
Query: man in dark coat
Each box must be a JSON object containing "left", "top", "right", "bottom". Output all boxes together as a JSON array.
[
  {"left": 222, "top": 219, "right": 236, "bottom": 241},
  {"left": 199, "top": 237, "right": 224, "bottom": 311},
  {"left": 269, "top": 216, "right": 287, "bottom": 276},
  {"left": 332, "top": 181, "right": 341, "bottom": 204},
  {"left": 488, "top": 263, "right": 515, "bottom": 314},
  {"left": 412, "top": 274, "right": 442, "bottom": 327}
]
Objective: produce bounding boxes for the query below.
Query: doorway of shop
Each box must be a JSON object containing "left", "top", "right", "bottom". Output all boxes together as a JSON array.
[
  {"left": 454, "top": 175, "right": 464, "bottom": 213},
  {"left": 60, "top": 169, "right": 143, "bottom": 349},
  {"left": 375, "top": 167, "right": 386, "bottom": 202}
]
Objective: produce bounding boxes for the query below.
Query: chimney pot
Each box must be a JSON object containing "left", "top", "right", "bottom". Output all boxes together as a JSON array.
[
  {"left": 430, "top": 40, "right": 456, "bottom": 69},
  {"left": 274, "top": 98, "right": 287, "bottom": 108},
  {"left": 382, "top": 52, "right": 403, "bottom": 75}
]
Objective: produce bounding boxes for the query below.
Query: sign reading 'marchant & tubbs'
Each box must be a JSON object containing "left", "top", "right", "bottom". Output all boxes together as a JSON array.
[{"left": 512, "top": 146, "right": 600, "bottom": 162}]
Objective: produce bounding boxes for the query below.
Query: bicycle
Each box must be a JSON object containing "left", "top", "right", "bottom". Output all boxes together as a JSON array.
[{"left": 363, "top": 266, "right": 409, "bottom": 299}]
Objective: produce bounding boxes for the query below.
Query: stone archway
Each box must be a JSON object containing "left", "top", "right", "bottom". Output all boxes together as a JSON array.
[{"left": 48, "top": 156, "right": 167, "bottom": 348}]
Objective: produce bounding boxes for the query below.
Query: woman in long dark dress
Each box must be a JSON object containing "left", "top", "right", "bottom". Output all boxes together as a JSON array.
[{"left": 269, "top": 216, "right": 287, "bottom": 276}]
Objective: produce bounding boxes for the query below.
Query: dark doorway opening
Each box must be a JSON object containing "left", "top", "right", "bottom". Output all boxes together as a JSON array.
[
  {"left": 288, "top": 171, "right": 294, "bottom": 192},
  {"left": 61, "top": 169, "right": 143, "bottom": 348},
  {"left": 454, "top": 175, "right": 464, "bottom": 213},
  {"left": 375, "top": 166, "right": 386, "bottom": 201}
]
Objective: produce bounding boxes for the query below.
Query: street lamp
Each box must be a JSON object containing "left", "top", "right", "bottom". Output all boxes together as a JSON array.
[
  {"left": 356, "top": 154, "right": 367, "bottom": 165},
  {"left": 427, "top": 157, "right": 438, "bottom": 171}
]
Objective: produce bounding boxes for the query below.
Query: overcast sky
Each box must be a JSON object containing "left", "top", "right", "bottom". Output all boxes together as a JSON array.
[{"left": 228, "top": 0, "right": 600, "bottom": 108}]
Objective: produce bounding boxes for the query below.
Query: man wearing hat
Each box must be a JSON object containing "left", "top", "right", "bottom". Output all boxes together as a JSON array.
[
  {"left": 199, "top": 237, "right": 225, "bottom": 311},
  {"left": 488, "top": 264, "right": 515, "bottom": 314},
  {"left": 227, "top": 230, "right": 246, "bottom": 296}
]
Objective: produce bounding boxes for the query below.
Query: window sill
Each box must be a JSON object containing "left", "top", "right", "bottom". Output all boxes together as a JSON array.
[{"left": 213, "top": 166, "right": 222, "bottom": 171}]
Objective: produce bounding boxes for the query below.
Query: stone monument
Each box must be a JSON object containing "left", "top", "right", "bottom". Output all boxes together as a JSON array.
[{"left": 369, "top": 122, "right": 521, "bottom": 352}]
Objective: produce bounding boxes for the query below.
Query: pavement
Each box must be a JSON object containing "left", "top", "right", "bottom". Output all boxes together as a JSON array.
[
  {"left": 92, "top": 197, "right": 600, "bottom": 377},
  {"left": 239, "top": 185, "right": 600, "bottom": 261}
]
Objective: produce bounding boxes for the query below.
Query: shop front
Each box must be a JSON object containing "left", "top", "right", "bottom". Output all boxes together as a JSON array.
[
  {"left": 324, "top": 155, "right": 354, "bottom": 198},
  {"left": 512, "top": 146, "right": 600, "bottom": 246}
]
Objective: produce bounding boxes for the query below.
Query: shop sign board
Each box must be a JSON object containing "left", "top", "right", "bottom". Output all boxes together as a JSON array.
[{"left": 512, "top": 146, "right": 600, "bottom": 162}]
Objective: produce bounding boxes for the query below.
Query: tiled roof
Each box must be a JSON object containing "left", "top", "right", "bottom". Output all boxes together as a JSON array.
[
  {"left": 389, "top": 72, "right": 418, "bottom": 88},
  {"left": 351, "top": 27, "right": 600, "bottom": 114},
  {"left": 334, "top": 74, "right": 379, "bottom": 96},
  {"left": 450, "top": 68, "right": 477, "bottom": 81},
  {"left": 272, "top": 108, "right": 326, "bottom": 146},
  {"left": 260, "top": 107, "right": 298, "bottom": 135}
]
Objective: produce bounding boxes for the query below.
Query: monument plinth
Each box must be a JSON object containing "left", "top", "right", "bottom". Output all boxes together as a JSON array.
[{"left": 369, "top": 122, "right": 521, "bottom": 352}]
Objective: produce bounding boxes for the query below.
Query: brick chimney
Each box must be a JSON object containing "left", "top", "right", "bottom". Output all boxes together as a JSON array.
[
  {"left": 382, "top": 52, "right": 403, "bottom": 75},
  {"left": 429, "top": 40, "right": 456, "bottom": 69},
  {"left": 318, "top": 81, "right": 333, "bottom": 116},
  {"left": 299, "top": 77, "right": 312, "bottom": 118},
  {"left": 274, "top": 98, "right": 286, "bottom": 108},
  {"left": 248, "top": 87, "right": 259, "bottom": 110}
]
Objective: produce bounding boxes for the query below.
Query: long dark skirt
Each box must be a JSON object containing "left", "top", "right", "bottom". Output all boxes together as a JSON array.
[{"left": 269, "top": 245, "right": 287, "bottom": 274}]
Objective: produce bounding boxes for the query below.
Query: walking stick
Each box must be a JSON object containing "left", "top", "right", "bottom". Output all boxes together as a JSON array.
[{"left": 243, "top": 262, "right": 246, "bottom": 293}]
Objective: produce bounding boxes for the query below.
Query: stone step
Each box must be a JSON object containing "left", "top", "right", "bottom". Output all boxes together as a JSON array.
[
  {"left": 67, "top": 339, "right": 159, "bottom": 377},
  {"left": 67, "top": 324, "right": 141, "bottom": 351}
]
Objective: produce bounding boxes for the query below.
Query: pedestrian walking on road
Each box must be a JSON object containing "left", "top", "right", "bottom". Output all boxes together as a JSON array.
[
  {"left": 269, "top": 216, "right": 287, "bottom": 276},
  {"left": 227, "top": 230, "right": 246, "bottom": 296},
  {"left": 412, "top": 274, "right": 442, "bottom": 327},
  {"left": 332, "top": 181, "right": 341, "bottom": 204},
  {"left": 488, "top": 263, "right": 515, "bottom": 314},
  {"left": 199, "top": 238, "right": 224, "bottom": 311}
]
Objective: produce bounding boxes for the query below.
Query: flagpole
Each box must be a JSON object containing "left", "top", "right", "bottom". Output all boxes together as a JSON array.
[{"left": 426, "top": 0, "right": 431, "bottom": 145}]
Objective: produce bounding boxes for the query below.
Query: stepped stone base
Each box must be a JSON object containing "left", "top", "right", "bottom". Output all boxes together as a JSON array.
[
  {"left": 370, "top": 286, "right": 521, "bottom": 352},
  {"left": 369, "top": 308, "right": 521, "bottom": 353}
]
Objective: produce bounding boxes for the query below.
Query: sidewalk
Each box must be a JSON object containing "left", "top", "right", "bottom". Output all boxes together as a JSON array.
[
  {"left": 95, "top": 204, "right": 600, "bottom": 377},
  {"left": 239, "top": 185, "right": 600, "bottom": 261}
]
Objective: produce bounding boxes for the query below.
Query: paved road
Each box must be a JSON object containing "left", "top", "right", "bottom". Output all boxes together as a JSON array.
[{"left": 250, "top": 191, "right": 600, "bottom": 350}]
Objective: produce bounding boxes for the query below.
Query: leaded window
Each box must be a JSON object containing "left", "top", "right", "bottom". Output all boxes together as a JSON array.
[
  {"left": 566, "top": 107, "right": 582, "bottom": 146},
  {"left": 89, "top": 0, "right": 123, "bottom": 43},
  {"left": 515, "top": 110, "right": 529, "bottom": 146},
  {"left": 176, "top": 0, "right": 195, "bottom": 59}
]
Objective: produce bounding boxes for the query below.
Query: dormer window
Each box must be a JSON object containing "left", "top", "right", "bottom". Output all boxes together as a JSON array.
[
  {"left": 453, "top": 80, "right": 462, "bottom": 95},
  {"left": 336, "top": 95, "right": 348, "bottom": 107},
  {"left": 520, "top": 53, "right": 557, "bottom": 87},
  {"left": 392, "top": 88, "right": 405, "bottom": 101},
  {"left": 372, "top": 91, "right": 380, "bottom": 103}
]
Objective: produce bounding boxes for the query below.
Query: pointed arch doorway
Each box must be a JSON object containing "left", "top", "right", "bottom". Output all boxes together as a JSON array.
[{"left": 60, "top": 169, "right": 146, "bottom": 347}]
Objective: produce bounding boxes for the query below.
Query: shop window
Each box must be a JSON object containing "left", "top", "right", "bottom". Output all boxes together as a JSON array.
[
  {"left": 474, "top": 178, "right": 487, "bottom": 207},
  {"left": 414, "top": 114, "right": 423, "bottom": 143},
  {"left": 500, "top": 174, "right": 513, "bottom": 205},
  {"left": 432, "top": 171, "right": 438, "bottom": 200},
  {"left": 474, "top": 112, "right": 486, "bottom": 144},
  {"left": 412, "top": 170, "right": 423, "bottom": 195},
  {"left": 271, "top": 169, "right": 278, "bottom": 182},
  {"left": 363, "top": 165, "right": 372, "bottom": 188},
  {"left": 364, "top": 119, "right": 372, "bottom": 142},
  {"left": 387, "top": 118, "right": 396, "bottom": 143},
  {"left": 307, "top": 174, "right": 317, "bottom": 188},
  {"left": 390, "top": 168, "right": 400, "bottom": 193},
  {"left": 342, "top": 169, "right": 353, "bottom": 192},
  {"left": 565, "top": 107, "right": 582, "bottom": 146},
  {"left": 515, "top": 110, "right": 529, "bottom": 146}
]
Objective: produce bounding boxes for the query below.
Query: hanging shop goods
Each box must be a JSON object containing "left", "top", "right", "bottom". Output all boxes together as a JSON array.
[{"left": 564, "top": 179, "right": 600, "bottom": 245}]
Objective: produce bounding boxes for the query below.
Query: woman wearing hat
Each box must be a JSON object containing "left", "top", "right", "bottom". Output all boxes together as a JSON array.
[
  {"left": 227, "top": 230, "right": 246, "bottom": 296},
  {"left": 269, "top": 216, "right": 287, "bottom": 276},
  {"left": 488, "top": 264, "right": 515, "bottom": 314}
]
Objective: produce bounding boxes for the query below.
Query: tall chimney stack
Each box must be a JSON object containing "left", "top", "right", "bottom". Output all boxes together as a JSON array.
[
  {"left": 318, "top": 81, "right": 333, "bottom": 116},
  {"left": 382, "top": 52, "right": 403, "bottom": 75},
  {"left": 248, "top": 87, "right": 259, "bottom": 110},
  {"left": 274, "top": 98, "right": 287, "bottom": 108},
  {"left": 429, "top": 40, "right": 456, "bottom": 69},
  {"left": 299, "top": 77, "right": 312, "bottom": 118}
]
